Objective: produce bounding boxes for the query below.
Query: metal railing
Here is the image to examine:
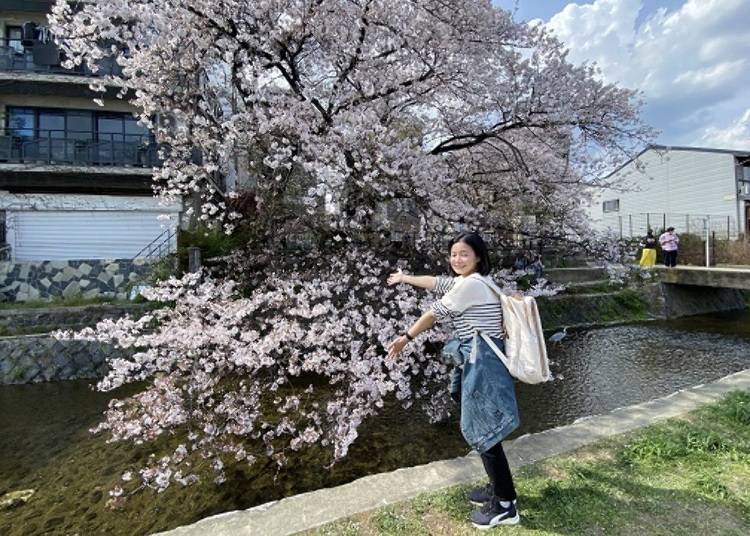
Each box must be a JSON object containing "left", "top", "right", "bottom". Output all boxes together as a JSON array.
[
  {"left": 0, "top": 38, "right": 122, "bottom": 77},
  {"left": 612, "top": 212, "right": 739, "bottom": 241},
  {"left": 0, "top": 126, "right": 160, "bottom": 168},
  {"left": 133, "top": 228, "right": 177, "bottom": 261}
]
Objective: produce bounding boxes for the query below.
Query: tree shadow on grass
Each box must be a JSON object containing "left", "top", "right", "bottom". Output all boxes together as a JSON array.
[{"left": 514, "top": 461, "right": 749, "bottom": 536}]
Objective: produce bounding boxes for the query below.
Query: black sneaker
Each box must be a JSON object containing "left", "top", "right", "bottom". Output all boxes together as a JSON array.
[
  {"left": 470, "top": 497, "right": 520, "bottom": 529},
  {"left": 467, "top": 484, "right": 518, "bottom": 508},
  {"left": 467, "top": 483, "right": 493, "bottom": 506}
]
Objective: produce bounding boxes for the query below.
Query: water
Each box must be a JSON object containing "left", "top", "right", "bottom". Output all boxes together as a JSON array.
[
  {"left": 516, "top": 314, "right": 750, "bottom": 436},
  {"left": 1, "top": 311, "right": 749, "bottom": 534}
]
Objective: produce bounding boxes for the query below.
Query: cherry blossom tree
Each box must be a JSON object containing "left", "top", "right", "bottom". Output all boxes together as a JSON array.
[
  {"left": 60, "top": 249, "right": 561, "bottom": 494},
  {"left": 49, "top": 0, "right": 653, "bottom": 246},
  {"left": 49, "top": 0, "right": 652, "bottom": 495}
]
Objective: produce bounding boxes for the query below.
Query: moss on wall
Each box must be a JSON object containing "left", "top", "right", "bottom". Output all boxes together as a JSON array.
[{"left": 537, "top": 289, "right": 650, "bottom": 330}]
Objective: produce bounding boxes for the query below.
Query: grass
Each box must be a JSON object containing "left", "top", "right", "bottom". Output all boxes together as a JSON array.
[
  {"left": 0, "top": 295, "right": 131, "bottom": 311},
  {"left": 0, "top": 325, "right": 68, "bottom": 337},
  {"left": 561, "top": 281, "right": 625, "bottom": 295},
  {"left": 537, "top": 288, "right": 650, "bottom": 328},
  {"left": 307, "top": 390, "right": 750, "bottom": 535}
]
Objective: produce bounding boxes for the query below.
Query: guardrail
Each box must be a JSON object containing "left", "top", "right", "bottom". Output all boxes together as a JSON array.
[
  {"left": 612, "top": 213, "right": 739, "bottom": 241},
  {"left": 0, "top": 37, "right": 121, "bottom": 77},
  {"left": 0, "top": 127, "right": 159, "bottom": 168}
]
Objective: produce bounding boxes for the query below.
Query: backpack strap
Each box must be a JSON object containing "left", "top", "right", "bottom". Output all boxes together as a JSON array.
[
  {"left": 467, "top": 272, "right": 505, "bottom": 297},
  {"left": 480, "top": 331, "right": 511, "bottom": 369},
  {"left": 465, "top": 274, "right": 514, "bottom": 368}
]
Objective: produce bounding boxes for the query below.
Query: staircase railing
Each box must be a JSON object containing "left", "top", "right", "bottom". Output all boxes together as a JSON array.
[{"left": 132, "top": 228, "right": 177, "bottom": 261}]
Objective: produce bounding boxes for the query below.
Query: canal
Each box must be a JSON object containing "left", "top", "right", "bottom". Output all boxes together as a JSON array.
[{"left": 1, "top": 310, "right": 749, "bottom": 535}]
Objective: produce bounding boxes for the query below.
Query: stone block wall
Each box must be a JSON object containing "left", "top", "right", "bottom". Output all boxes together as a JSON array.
[
  {"left": 537, "top": 290, "right": 650, "bottom": 329},
  {"left": 0, "top": 258, "right": 152, "bottom": 302},
  {"left": 0, "top": 335, "right": 126, "bottom": 384},
  {"left": 0, "top": 302, "right": 150, "bottom": 384}
]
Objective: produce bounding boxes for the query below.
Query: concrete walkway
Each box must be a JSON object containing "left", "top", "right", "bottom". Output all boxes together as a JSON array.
[{"left": 156, "top": 369, "right": 750, "bottom": 536}]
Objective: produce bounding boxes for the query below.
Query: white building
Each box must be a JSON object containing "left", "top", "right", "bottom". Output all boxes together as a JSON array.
[{"left": 588, "top": 145, "right": 750, "bottom": 240}]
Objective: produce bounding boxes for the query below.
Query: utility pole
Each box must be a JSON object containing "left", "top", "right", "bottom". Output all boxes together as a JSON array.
[
  {"left": 188, "top": 247, "right": 202, "bottom": 273},
  {"left": 705, "top": 218, "right": 711, "bottom": 267}
]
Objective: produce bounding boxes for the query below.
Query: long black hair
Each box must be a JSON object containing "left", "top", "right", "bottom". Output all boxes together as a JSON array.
[{"left": 448, "top": 231, "right": 492, "bottom": 276}]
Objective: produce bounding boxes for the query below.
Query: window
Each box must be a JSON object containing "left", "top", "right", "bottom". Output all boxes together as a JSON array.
[
  {"left": 7, "top": 107, "right": 34, "bottom": 136},
  {"left": 740, "top": 166, "right": 750, "bottom": 196},
  {"left": 5, "top": 107, "right": 152, "bottom": 165},
  {"left": 6, "top": 26, "right": 23, "bottom": 54},
  {"left": 7, "top": 107, "right": 147, "bottom": 141},
  {"left": 96, "top": 113, "right": 149, "bottom": 165},
  {"left": 603, "top": 199, "right": 620, "bottom": 213}
]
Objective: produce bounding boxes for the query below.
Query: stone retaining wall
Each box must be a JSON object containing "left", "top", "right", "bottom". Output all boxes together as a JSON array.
[
  {"left": 1, "top": 287, "right": 745, "bottom": 385},
  {"left": 657, "top": 283, "right": 747, "bottom": 318},
  {"left": 0, "top": 334, "right": 125, "bottom": 384},
  {"left": 0, "top": 258, "right": 152, "bottom": 302},
  {"left": 0, "top": 303, "right": 151, "bottom": 334},
  {"left": 537, "top": 290, "right": 650, "bottom": 328}
]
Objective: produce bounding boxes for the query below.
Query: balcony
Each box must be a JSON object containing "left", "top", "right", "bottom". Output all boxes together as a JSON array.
[
  {"left": 0, "top": 38, "right": 121, "bottom": 77},
  {"left": 0, "top": 127, "right": 159, "bottom": 169}
]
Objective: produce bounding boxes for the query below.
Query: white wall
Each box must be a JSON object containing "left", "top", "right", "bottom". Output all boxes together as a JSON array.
[
  {"left": 1, "top": 193, "right": 181, "bottom": 261},
  {"left": 588, "top": 149, "right": 739, "bottom": 237}
]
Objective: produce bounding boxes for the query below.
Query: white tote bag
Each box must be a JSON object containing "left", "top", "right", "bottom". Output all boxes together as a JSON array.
[{"left": 469, "top": 275, "right": 552, "bottom": 384}]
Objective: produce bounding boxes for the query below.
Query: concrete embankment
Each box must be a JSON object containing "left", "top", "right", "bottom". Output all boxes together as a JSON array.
[{"left": 0, "top": 303, "right": 145, "bottom": 384}]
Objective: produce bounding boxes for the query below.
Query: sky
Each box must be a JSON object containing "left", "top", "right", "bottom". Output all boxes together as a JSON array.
[{"left": 492, "top": 0, "right": 750, "bottom": 150}]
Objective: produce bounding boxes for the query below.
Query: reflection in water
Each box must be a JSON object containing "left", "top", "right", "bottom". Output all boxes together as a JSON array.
[
  {"left": 1, "top": 311, "right": 749, "bottom": 498},
  {"left": 517, "top": 317, "right": 750, "bottom": 436}
]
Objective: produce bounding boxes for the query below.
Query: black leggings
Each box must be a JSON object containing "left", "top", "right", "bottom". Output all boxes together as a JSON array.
[{"left": 481, "top": 441, "right": 517, "bottom": 501}]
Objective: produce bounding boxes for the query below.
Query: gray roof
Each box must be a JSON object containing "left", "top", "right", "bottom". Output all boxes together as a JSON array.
[{"left": 602, "top": 144, "right": 750, "bottom": 180}]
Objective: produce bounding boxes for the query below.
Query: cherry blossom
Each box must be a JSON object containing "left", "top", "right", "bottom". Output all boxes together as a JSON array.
[
  {"left": 48, "top": 0, "right": 653, "bottom": 244},
  {"left": 47, "top": 0, "right": 653, "bottom": 497}
]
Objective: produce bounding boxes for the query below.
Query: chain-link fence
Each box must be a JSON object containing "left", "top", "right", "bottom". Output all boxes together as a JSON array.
[{"left": 612, "top": 213, "right": 738, "bottom": 240}]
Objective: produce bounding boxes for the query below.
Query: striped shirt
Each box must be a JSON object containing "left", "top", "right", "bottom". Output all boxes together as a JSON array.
[{"left": 431, "top": 275, "right": 504, "bottom": 340}]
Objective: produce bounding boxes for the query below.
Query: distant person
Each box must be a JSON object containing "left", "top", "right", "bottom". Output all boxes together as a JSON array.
[
  {"left": 658, "top": 227, "right": 679, "bottom": 267},
  {"left": 512, "top": 252, "right": 528, "bottom": 273},
  {"left": 529, "top": 255, "right": 544, "bottom": 280},
  {"left": 639, "top": 229, "right": 657, "bottom": 268}
]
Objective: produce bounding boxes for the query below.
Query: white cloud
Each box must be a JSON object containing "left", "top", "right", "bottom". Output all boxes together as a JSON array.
[
  {"left": 673, "top": 60, "right": 746, "bottom": 90},
  {"left": 700, "top": 109, "right": 750, "bottom": 150},
  {"left": 545, "top": 0, "right": 750, "bottom": 149},
  {"left": 546, "top": 0, "right": 641, "bottom": 84}
]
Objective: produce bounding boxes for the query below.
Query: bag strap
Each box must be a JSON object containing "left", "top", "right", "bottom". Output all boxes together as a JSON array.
[
  {"left": 467, "top": 272, "right": 505, "bottom": 297},
  {"left": 481, "top": 331, "right": 511, "bottom": 369},
  {"left": 463, "top": 274, "right": 514, "bottom": 369}
]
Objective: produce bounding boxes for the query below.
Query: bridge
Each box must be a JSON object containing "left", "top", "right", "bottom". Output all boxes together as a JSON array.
[
  {"left": 653, "top": 265, "right": 750, "bottom": 290},
  {"left": 650, "top": 266, "right": 749, "bottom": 318}
]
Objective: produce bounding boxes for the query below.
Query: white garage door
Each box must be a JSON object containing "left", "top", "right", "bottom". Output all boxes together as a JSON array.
[{"left": 11, "top": 211, "right": 177, "bottom": 261}]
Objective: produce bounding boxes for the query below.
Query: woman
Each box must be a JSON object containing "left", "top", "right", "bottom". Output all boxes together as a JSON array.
[
  {"left": 659, "top": 226, "right": 679, "bottom": 267},
  {"left": 386, "top": 231, "right": 521, "bottom": 528},
  {"left": 639, "top": 229, "right": 658, "bottom": 268}
]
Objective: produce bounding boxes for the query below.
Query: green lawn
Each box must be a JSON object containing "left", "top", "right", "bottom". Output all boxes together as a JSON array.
[{"left": 309, "top": 390, "right": 750, "bottom": 535}]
